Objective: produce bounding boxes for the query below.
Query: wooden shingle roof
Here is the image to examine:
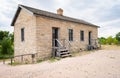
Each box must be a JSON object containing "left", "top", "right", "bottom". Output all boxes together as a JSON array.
[{"left": 11, "top": 4, "right": 99, "bottom": 27}]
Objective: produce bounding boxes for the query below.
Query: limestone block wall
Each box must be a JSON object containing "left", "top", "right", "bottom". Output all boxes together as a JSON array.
[{"left": 36, "top": 16, "right": 98, "bottom": 59}]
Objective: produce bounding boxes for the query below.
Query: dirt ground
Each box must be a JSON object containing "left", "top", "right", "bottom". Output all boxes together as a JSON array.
[{"left": 0, "top": 47, "right": 120, "bottom": 78}]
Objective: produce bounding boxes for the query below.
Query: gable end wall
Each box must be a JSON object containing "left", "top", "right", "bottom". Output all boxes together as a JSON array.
[{"left": 14, "top": 9, "right": 37, "bottom": 62}]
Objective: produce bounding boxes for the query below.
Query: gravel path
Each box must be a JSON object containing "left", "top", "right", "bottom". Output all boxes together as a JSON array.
[{"left": 0, "top": 50, "right": 120, "bottom": 78}]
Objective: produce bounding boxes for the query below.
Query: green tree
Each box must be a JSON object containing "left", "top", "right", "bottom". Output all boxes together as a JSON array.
[
  {"left": 106, "top": 36, "right": 113, "bottom": 45},
  {"left": 0, "top": 31, "right": 9, "bottom": 45},
  {"left": 0, "top": 31, "right": 9, "bottom": 41},
  {"left": 116, "top": 32, "right": 120, "bottom": 42},
  {"left": 9, "top": 32, "right": 14, "bottom": 43},
  {"left": 1, "top": 38, "right": 14, "bottom": 55}
]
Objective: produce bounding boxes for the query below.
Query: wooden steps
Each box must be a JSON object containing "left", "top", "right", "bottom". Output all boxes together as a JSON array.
[
  {"left": 53, "top": 39, "right": 72, "bottom": 58},
  {"left": 61, "top": 54, "right": 72, "bottom": 58},
  {"left": 56, "top": 48, "right": 71, "bottom": 58}
]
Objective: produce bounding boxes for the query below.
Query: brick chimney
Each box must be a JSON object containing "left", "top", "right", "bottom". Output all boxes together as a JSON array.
[{"left": 57, "top": 8, "right": 63, "bottom": 15}]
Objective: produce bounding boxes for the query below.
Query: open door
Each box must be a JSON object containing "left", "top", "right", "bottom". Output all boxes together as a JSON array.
[
  {"left": 88, "top": 31, "right": 92, "bottom": 45},
  {"left": 52, "top": 27, "right": 59, "bottom": 57},
  {"left": 52, "top": 27, "right": 59, "bottom": 47}
]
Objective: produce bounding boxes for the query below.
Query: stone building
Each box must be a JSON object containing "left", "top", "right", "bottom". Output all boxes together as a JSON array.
[{"left": 11, "top": 5, "right": 99, "bottom": 63}]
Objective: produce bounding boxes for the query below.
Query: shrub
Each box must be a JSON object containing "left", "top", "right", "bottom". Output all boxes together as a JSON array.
[
  {"left": 99, "top": 37, "right": 106, "bottom": 44},
  {"left": 113, "top": 38, "right": 119, "bottom": 45},
  {"left": 106, "top": 36, "right": 113, "bottom": 45}
]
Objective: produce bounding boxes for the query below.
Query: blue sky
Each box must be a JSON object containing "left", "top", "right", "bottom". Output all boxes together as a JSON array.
[{"left": 0, "top": 0, "right": 120, "bottom": 38}]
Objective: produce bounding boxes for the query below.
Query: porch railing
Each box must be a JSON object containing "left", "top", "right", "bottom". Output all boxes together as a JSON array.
[{"left": 52, "top": 39, "right": 71, "bottom": 57}]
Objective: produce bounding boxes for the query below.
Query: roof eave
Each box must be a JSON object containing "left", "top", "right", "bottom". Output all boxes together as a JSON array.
[
  {"left": 11, "top": 4, "right": 100, "bottom": 28},
  {"left": 11, "top": 5, "right": 34, "bottom": 26},
  {"left": 11, "top": 7, "right": 21, "bottom": 26}
]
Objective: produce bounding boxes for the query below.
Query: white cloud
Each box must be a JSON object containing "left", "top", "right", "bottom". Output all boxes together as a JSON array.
[
  {"left": 99, "top": 27, "right": 120, "bottom": 38},
  {"left": 54, "top": 0, "right": 73, "bottom": 8},
  {"left": 99, "top": 19, "right": 120, "bottom": 26},
  {"left": 0, "top": 0, "right": 19, "bottom": 32},
  {"left": 98, "top": 18, "right": 120, "bottom": 37}
]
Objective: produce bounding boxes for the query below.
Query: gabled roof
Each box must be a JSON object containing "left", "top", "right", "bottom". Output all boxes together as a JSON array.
[{"left": 11, "top": 4, "right": 99, "bottom": 27}]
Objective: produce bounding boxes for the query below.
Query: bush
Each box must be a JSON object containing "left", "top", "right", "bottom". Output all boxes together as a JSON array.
[
  {"left": 99, "top": 37, "right": 106, "bottom": 44},
  {"left": 99, "top": 36, "right": 120, "bottom": 45},
  {"left": 106, "top": 36, "right": 113, "bottom": 45},
  {"left": 113, "top": 38, "right": 119, "bottom": 45}
]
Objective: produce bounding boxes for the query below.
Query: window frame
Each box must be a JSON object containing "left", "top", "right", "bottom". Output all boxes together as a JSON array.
[
  {"left": 21, "top": 28, "right": 25, "bottom": 42},
  {"left": 68, "top": 29, "right": 73, "bottom": 41},
  {"left": 80, "top": 30, "right": 84, "bottom": 41}
]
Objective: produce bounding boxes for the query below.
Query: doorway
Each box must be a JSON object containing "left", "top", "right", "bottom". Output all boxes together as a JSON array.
[
  {"left": 52, "top": 27, "right": 59, "bottom": 47},
  {"left": 88, "top": 31, "right": 92, "bottom": 45}
]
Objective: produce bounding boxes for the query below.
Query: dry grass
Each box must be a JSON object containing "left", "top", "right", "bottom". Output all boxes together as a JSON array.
[
  {"left": 0, "top": 59, "right": 11, "bottom": 63},
  {"left": 101, "top": 45, "right": 120, "bottom": 50},
  {"left": 72, "top": 45, "right": 120, "bottom": 57},
  {"left": 109, "top": 56, "right": 115, "bottom": 59}
]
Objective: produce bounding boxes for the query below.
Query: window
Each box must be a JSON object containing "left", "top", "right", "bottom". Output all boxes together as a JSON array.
[
  {"left": 21, "top": 28, "right": 24, "bottom": 41},
  {"left": 80, "top": 30, "right": 84, "bottom": 41},
  {"left": 69, "top": 29, "right": 73, "bottom": 41}
]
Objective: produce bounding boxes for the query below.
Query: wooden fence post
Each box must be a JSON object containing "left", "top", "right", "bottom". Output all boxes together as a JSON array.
[{"left": 32, "top": 54, "right": 35, "bottom": 63}]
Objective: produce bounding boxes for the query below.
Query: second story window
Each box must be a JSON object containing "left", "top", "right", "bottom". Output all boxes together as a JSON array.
[
  {"left": 69, "top": 29, "right": 73, "bottom": 41},
  {"left": 21, "top": 28, "right": 24, "bottom": 42},
  {"left": 80, "top": 30, "right": 84, "bottom": 41}
]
